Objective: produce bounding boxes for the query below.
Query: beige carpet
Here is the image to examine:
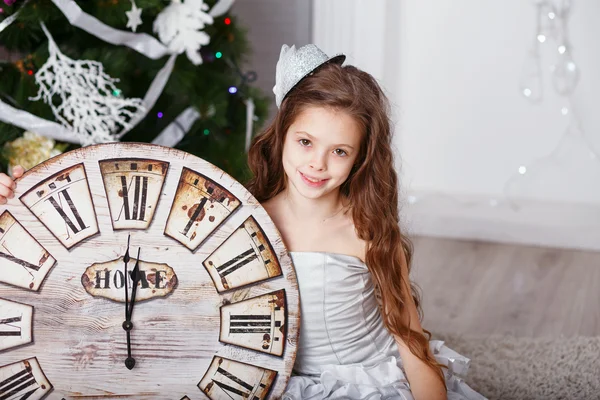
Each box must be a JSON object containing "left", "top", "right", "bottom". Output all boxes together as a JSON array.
[{"left": 434, "top": 333, "right": 600, "bottom": 400}]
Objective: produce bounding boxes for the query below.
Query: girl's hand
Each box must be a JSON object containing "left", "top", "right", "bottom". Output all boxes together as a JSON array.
[{"left": 0, "top": 165, "right": 25, "bottom": 205}]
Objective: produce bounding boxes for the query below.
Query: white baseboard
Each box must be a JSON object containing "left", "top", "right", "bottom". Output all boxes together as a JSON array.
[{"left": 402, "top": 191, "right": 600, "bottom": 252}]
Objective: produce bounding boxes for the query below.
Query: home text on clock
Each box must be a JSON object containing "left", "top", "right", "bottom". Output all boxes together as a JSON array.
[
  {"left": 81, "top": 259, "right": 177, "bottom": 302},
  {"left": 93, "top": 269, "right": 168, "bottom": 290}
]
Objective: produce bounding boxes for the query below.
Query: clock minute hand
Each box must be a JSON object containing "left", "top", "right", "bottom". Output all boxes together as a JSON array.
[
  {"left": 123, "top": 234, "right": 131, "bottom": 322},
  {"left": 128, "top": 248, "right": 141, "bottom": 321}
]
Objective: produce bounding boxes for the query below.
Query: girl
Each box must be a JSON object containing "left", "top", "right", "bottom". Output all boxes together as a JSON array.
[{"left": 0, "top": 44, "right": 486, "bottom": 400}]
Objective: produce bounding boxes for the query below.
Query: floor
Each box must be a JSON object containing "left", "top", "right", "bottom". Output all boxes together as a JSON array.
[{"left": 411, "top": 236, "right": 600, "bottom": 337}]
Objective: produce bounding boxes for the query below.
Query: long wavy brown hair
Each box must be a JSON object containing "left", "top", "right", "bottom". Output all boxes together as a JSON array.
[{"left": 246, "top": 62, "right": 446, "bottom": 387}]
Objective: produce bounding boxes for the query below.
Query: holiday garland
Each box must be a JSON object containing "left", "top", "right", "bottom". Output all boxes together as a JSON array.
[{"left": 0, "top": 0, "right": 268, "bottom": 182}]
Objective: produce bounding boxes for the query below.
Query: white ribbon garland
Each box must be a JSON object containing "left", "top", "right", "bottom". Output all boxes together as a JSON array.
[
  {"left": 151, "top": 107, "right": 201, "bottom": 147},
  {"left": 150, "top": 97, "right": 255, "bottom": 151},
  {"left": 48, "top": 0, "right": 234, "bottom": 59},
  {"left": 50, "top": 0, "right": 171, "bottom": 59},
  {"left": 0, "top": 10, "right": 20, "bottom": 34},
  {"left": 0, "top": 98, "right": 80, "bottom": 143},
  {"left": 208, "top": 0, "right": 235, "bottom": 18},
  {"left": 2, "top": 0, "right": 235, "bottom": 59},
  {"left": 244, "top": 97, "right": 255, "bottom": 153}
]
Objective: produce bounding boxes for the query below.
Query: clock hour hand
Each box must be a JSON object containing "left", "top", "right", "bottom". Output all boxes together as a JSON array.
[{"left": 128, "top": 248, "right": 141, "bottom": 321}]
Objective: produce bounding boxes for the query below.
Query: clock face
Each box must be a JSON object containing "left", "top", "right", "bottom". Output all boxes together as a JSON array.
[{"left": 0, "top": 143, "right": 299, "bottom": 399}]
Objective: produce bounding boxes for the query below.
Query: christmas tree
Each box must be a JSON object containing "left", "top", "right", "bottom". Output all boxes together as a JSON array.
[{"left": 0, "top": 0, "right": 269, "bottom": 182}]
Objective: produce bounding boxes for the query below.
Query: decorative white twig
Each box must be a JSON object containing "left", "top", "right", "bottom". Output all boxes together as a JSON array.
[{"left": 29, "top": 23, "right": 145, "bottom": 145}]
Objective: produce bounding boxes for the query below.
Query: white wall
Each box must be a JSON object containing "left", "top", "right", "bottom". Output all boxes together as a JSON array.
[{"left": 313, "top": 0, "right": 600, "bottom": 251}]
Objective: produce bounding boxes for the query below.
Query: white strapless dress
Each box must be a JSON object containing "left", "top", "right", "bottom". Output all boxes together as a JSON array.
[{"left": 282, "top": 252, "right": 487, "bottom": 400}]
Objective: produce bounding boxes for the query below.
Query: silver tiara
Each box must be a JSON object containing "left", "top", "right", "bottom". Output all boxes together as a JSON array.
[{"left": 273, "top": 44, "right": 346, "bottom": 108}]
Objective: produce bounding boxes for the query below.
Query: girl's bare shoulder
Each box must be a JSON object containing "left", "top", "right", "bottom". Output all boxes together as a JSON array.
[
  {"left": 260, "top": 195, "right": 283, "bottom": 221},
  {"left": 340, "top": 212, "right": 368, "bottom": 262}
]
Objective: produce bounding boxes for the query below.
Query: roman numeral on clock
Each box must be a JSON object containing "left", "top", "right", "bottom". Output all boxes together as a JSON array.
[
  {"left": 0, "top": 254, "right": 40, "bottom": 272},
  {"left": 99, "top": 159, "right": 169, "bottom": 230},
  {"left": 120, "top": 175, "right": 148, "bottom": 221},
  {"left": 0, "top": 317, "right": 22, "bottom": 337},
  {"left": 0, "top": 211, "right": 55, "bottom": 291},
  {"left": 203, "top": 216, "right": 282, "bottom": 293},
  {"left": 220, "top": 290, "right": 286, "bottom": 356},
  {"left": 164, "top": 168, "right": 241, "bottom": 251},
  {"left": 46, "top": 189, "right": 88, "bottom": 235},
  {"left": 20, "top": 163, "right": 99, "bottom": 249},
  {"left": 0, "top": 358, "right": 52, "bottom": 400},
  {"left": 229, "top": 315, "right": 271, "bottom": 334},
  {"left": 182, "top": 197, "right": 207, "bottom": 237},
  {"left": 213, "top": 367, "right": 257, "bottom": 398},
  {"left": 217, "top": 248, "right": 258, "bottom": 278},
  {"left": 0, "top": 299, "right": 33, "bottom": 351},
  {"left": 0, "top": 365, "right": 38, "bottom": 399},
  {"left": 198, "top": 356, "right": 276, "bottom": 400}
]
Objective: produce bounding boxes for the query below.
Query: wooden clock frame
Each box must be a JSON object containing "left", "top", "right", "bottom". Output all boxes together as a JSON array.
[{"left": 0, "top": 143, "right": 299, "bottom": 399}]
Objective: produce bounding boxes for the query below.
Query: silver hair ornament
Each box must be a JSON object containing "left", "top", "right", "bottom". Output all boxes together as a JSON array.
[{"left": 272, "top": 44, "right": 345, "bottom": 108}]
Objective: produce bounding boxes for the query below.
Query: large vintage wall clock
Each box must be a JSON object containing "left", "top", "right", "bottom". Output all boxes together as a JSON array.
[{"left": 0, "top": 143, "right": 299, "bottom": 399}]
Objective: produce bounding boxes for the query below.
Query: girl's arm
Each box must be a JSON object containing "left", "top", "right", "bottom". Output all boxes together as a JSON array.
[
  {"left": 0, "top": 165, "right": 24, "bottom": 204},
  {"left": 392, "top": 249, "right": 448, "bottom": 400}
]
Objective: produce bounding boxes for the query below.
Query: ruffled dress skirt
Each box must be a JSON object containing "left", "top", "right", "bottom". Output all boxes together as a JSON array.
[{"left": 282, "top": 340, "right": 486, "bottom": 400}]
